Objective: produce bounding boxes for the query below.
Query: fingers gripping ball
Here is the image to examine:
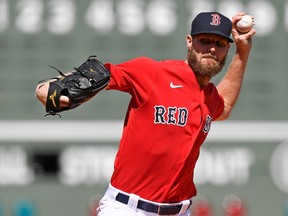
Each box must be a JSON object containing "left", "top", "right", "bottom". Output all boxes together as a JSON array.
[
  {"left": 236, "top": 15, "right": 253, "bottom": 33},
  {"left": 45, "top": 55, "right": 110, "bottom": 116}
]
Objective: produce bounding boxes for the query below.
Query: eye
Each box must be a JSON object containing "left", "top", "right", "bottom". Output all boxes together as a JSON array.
[
  {"left": 215, "top": 40, "right": 226, "bottom": 48},
  {"left": 198, "top": 38, "right": 211, "bottom": 45},
  {"left": 196, "top": 37, "right": 228, "bottom": 48}
]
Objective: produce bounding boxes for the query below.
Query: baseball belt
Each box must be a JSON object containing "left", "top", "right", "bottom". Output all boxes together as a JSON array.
[{"left": 115, "top": 192, "right": 192, "bottom": 215}]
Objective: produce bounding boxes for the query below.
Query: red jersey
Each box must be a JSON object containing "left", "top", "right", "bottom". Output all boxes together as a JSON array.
[{"left": 104, "top": 57, "right": 224, "bottom": 203}]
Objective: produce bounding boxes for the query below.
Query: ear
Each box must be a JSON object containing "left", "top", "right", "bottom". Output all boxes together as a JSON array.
[
  {"left": 186, "top": 35, "right": 193, "bottom": 48},
  {"left": 227, "top": 43, "right": 231, "bottom": 53}
]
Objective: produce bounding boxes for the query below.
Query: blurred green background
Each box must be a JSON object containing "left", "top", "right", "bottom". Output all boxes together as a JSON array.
[{"left": 0, "top": 0, "right": 288, "bottom": 215}]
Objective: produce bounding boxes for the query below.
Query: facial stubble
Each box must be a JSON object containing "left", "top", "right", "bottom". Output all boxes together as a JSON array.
[{"left": 187, "top": 48, "right": 227, "bottom": 78}]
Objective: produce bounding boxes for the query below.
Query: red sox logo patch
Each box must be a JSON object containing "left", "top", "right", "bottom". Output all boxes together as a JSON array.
[{"left": 210, "top": 14, "right": 221, "bottom": 26}]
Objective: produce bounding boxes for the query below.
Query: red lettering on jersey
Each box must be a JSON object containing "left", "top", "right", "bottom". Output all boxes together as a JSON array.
[{"left": 210, "top": 14, "right": 221, "bottom": 26}]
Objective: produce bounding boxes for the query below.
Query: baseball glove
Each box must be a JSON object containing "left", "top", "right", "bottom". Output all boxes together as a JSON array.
[{"left": 43, "top": 55, "right": 110, "bottom": 116}]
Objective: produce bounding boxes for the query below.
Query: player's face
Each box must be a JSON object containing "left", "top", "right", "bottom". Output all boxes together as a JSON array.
[{"left": 186, "top": 34, "right": 230, "bottom": 77}]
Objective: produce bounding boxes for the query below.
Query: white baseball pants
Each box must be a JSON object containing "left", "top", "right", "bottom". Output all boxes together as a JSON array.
[{"left": 97, "top": 184, "right": 192, "bottom": 216}]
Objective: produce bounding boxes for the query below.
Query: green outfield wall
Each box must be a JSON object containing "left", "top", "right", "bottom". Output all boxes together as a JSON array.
[
  {"left": 0, "top": 0, "right": 287, "bottom": 120},
  {"left": 1, "top": 0, "right": 288, "bottom": 216}
]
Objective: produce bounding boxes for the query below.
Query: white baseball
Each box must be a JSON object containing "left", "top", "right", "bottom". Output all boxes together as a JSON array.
[{"left": 236, "top": 15, "right": 253, "bottom": 33}]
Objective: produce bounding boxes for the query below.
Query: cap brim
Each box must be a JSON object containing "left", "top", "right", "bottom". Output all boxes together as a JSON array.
[{"left": 191, "top": 31, "right": 234, "bottom": 43}]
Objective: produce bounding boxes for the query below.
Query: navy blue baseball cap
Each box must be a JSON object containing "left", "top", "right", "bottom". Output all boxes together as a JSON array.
[{"left": 191, "top": 12, "right": 234, "bottom": 43}]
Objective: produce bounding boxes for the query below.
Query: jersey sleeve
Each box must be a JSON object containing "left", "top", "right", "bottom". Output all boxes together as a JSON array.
[
  {"left": 104, "top": 57, "right": 158, "bottom": 107},
  {"left": 204, "top": 83, "right": 225, "bottom": 120}
]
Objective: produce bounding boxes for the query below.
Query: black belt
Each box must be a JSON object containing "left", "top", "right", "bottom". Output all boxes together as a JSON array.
[{"left": 115, "top": 192, "right": 192, "bottom": 215}]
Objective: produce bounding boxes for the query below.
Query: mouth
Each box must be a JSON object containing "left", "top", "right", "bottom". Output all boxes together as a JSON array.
[
  {"left": 201, "top": 57, "right": 217, "bottom": 64},
  {"left": 202, "top": 54, "right": 217, "bottom": 61}
]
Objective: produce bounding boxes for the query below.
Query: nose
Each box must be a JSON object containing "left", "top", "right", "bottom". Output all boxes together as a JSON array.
[{"left": 209, "top": 46, "right": 216, "bottom": 55}]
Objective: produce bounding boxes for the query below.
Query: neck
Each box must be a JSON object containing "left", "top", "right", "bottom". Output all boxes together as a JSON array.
[
  {"left": 185, "top": 60, "right": 211, "bottom": 89},
  {"left": 196, "top": 75, "right": 211, "bottom": 89}
]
